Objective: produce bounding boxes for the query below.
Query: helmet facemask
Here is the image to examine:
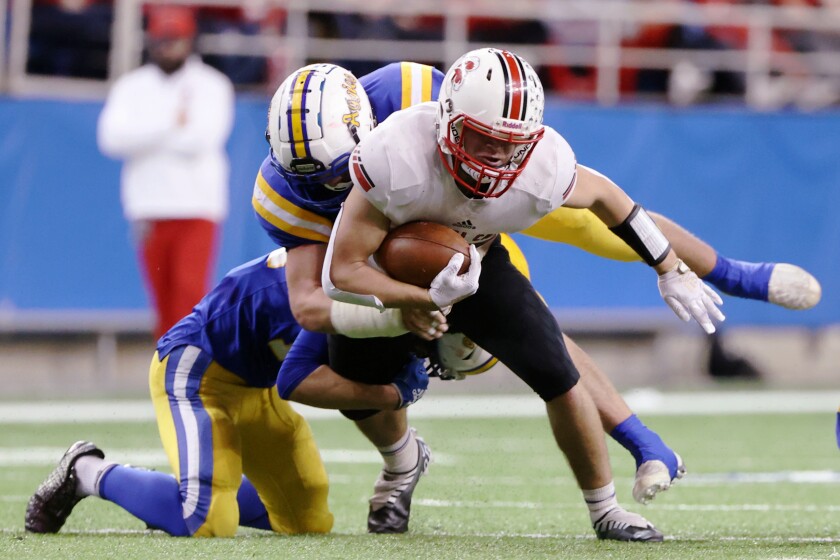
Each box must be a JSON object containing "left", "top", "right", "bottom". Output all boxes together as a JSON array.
[
  {"left": 439, "top": 113, "right": 544, "bottom": 198},
  {"left": 273, "top": 149, "right": 354, "bottom": 192}
]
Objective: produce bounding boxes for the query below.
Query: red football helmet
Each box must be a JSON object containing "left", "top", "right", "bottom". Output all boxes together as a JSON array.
[{"left": 437, "top": 48, "right": 545, "bottom": 198}]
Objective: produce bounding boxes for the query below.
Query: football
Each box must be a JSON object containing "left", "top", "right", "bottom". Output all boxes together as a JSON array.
[{"left": 375, "top": 221, "right": 471, "bottom": 288}]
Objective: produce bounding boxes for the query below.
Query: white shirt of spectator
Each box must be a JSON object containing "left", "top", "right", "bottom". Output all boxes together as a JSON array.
[{"left": 97, "top": 55, "right": 235, "bottom": 222}]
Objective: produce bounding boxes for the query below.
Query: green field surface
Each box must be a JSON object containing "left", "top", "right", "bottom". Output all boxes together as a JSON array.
[{"left": 1, "top": 407, "right": 838, "bottom": 559}]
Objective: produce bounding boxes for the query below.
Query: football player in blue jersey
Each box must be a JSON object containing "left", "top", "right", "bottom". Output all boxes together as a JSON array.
[
  {"left": 24, "top": 248, "right": 429, "bottom": 537},
  {"left": 252, "top": 62, "right": 820, "bottom": 535}
]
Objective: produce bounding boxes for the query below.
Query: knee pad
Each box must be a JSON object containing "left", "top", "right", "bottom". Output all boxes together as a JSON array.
[
  {"left": 192, "top": 517, "right": 238, "bottom": 538},
  {"left": 293, "top": 509, "right": 334, "bottom": 534}
]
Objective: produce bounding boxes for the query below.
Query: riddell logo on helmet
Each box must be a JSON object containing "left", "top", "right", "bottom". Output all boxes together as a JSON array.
[{"left": 494, "top": 117, "right": 526, "bottom": 132}]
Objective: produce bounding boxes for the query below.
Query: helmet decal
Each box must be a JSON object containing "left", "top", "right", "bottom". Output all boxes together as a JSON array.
[
  {"left": 451, "top": 56, "right": 480, "bottom": 92},
  {"left": 341, "top": 72, "right": 363, "bottom": 129},
  {"left": 452, "top": 67, "right": 464, "bottom": 91},
  {"left": 495, "top": 50, "right": 528, "bottom": 122},
  {"left": 287, "top": 69, "right": 316, "bottom": 159}
]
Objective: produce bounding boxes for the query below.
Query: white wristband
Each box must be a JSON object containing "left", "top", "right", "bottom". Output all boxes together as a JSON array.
[{"left": 330, "top": 301, "right": 408, "bottom": 338}]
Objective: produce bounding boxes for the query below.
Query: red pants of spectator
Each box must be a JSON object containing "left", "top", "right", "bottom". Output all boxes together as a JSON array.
[{"left": 138, "top": 218, "right": 219, "bottom": 339}]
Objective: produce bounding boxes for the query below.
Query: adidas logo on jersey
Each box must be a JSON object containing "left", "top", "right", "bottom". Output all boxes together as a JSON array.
[{"left": 452, "top": 219, "right": 475, "bottom": 230}]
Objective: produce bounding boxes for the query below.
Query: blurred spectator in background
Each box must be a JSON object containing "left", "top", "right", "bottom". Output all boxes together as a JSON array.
[
  {"left": 759, "top": 0, "right": 840, "bottom": 109},
  {"left": 641, "top": 0, "right": 821, "bottom": 107},
  {"left": 331, "top": 14, "right": 443, "bottom": 77},
  {"left": 467, "top": 17, "right": 555, "bottom": 84},
  {"left": 542, "top": 17, "right": 601, "bottom": 101},
  {"left": 97, "top": 5, "right": 235, "bottom": 339},
  {"left": 634, "top": 17, "right": 748, "bottom": 105},
  {"left": 543, "top": 0, "right": 749, "bottom": 103},
  {"left": 540, "top": 0, "right": 838, "bottom": 107},
  {"left": 27, "top": 0, "right": 113, "bottom": 79},
  {"left": 197, "top": 4, "right": 269, "bottom": 87}
]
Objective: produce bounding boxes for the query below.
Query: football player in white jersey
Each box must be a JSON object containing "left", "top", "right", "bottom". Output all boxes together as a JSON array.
[
  {"left": 322, "top": 48, "right": 734, "bottom": 542},
  {"left": 265, "top": 60, "right": 818, "bottom": 537},
  {"left": 263, "top": 62, "right": 688, "bottom": 536}
]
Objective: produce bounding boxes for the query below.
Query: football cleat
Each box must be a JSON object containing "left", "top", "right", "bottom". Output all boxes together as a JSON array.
[
  {"left": 593, "top": 507, "right": 664, "bottom": 542},
  {"left": 768, "top": 263, "right": 821, "bottom": 310},
  {"left": 25, "top": 441, "right": 105, "bottom": 533},
  {"left": 367, "top": 436, "right": 432, "bottom": 533},
  {"left": 633, "top": 452, "right": 686, "bottom": 505}
]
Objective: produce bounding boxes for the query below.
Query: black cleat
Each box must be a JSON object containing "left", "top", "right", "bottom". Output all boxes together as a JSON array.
[
  {"left": 593, "top": 508, "right": 664, "bottom": 542},
  {"left": 25, "top": 441, "right": 105, "bottom": 533},
  {"left": 367, "top": 436, "right": 431, "bottom": 534}
]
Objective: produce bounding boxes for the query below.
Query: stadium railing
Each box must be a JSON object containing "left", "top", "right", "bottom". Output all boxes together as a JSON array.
[{"left": 2, "top": 0, "right": 840, "bottom": 107}]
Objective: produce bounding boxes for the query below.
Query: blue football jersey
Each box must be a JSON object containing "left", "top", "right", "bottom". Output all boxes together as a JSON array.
[
  {"left": 252, "top": 62, "right": 444, "bottom": 249},
  {"left": 157, "top": 249, "right": 299, "bottom": 388}
]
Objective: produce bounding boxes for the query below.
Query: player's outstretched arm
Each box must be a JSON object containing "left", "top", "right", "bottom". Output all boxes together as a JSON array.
[
  {"left": 522, "top": 207, "right": 640, "bottom": 262},
  {"left": 650, "top": 212, "right": 821, "bottom": 310},
  {"left": 566, "top": 165, "right": 725, "bottom": 334},
  {"left": 522, "top": 199, "right": 820, "bottom": 310}
]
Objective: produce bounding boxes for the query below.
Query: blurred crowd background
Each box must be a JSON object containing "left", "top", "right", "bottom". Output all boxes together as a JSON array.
[{"left": 12, "top": 0, "right": 840, "bottom": 110}]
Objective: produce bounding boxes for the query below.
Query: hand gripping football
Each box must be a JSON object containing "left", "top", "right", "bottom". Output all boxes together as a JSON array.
[{"left": 375, "top": 221, "right": 471, "bottom": 288}]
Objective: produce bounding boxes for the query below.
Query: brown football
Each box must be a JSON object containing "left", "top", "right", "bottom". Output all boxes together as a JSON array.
[{"left": 375, "top": 221, "right": 471, "bottom": 288}]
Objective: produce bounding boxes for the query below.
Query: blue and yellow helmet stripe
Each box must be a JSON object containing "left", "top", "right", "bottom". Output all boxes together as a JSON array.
[{"left": 287, "top": 69, "right": 315, "bottom": 159}]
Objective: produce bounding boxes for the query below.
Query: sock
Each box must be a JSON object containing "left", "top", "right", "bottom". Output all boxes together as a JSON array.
[
  {"left": 378, "top": 428, "right": 418, "bottom": 474},
  {"left": 238, "top": 476, "right": 272, "bottom": 531},
  {"left": 703, "top": 254, "right": 773, "bottom": 301},
  {"left": 583, "top": 482, "right": 618, "bottom": 524},
  {"left": 98, "top": 465, "right": 190, "bottom": 536},
  {"left": 610, "top": 414, "right": 678, "bottom": 478},
  {"left": 74, "top": 455, "right": 116, "bottom": 497}
]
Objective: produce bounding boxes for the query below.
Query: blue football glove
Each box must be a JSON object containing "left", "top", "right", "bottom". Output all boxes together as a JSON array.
[{"left": 391, "top": 357, "right": 429, "bottom": 409}]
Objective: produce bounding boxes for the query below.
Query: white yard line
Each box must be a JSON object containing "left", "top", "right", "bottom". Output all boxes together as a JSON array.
[
  {"left": 0, "top": 390, "right": 838, "bottom": 423},
  {"left": 4, "top": 527, "right": 834, "bottom": 543},
  {"left": 408, "top": 531, "right": 840, "bottom": 543},
  {"left": 414, "top": 498, "right": 840, "bottom": 512},
  {"left": 0, "top": 447, "right": 451, "bottom": 467}
]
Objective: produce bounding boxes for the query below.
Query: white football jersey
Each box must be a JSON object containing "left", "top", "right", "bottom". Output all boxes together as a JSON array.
[{"left": 349, "top": 102, "right": 578, "bottom": 245}]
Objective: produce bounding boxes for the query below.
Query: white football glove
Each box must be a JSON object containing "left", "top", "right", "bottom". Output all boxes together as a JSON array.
[
  {"left": 428, "top": 245, "right": 481, "bottom": 310},
  {"left": 657, "top": 259, "right": 725, "bottom": 334}
]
